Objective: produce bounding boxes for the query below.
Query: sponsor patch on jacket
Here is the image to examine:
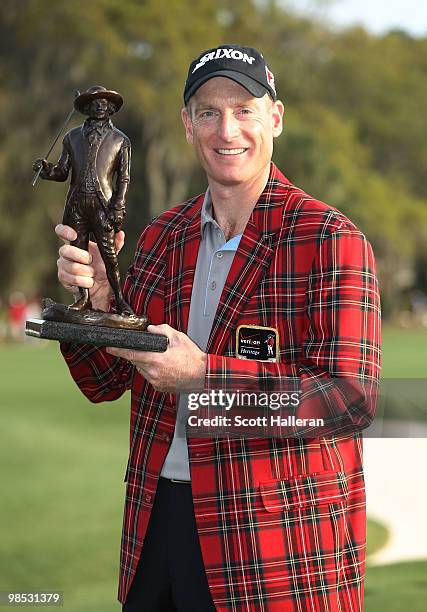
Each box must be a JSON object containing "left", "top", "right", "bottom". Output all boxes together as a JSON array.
[{"left": 236, "top": 325, "right": 279, "bottom": 362}]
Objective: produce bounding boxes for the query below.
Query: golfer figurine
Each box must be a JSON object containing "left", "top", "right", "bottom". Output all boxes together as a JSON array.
[{"left": 33, "top": 86, "right": 145, "bottom": 328}]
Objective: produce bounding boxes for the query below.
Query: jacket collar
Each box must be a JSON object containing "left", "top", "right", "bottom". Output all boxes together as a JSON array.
[
  {"left": 82, "top": 117, "right": 113, "bottom": 138},
  {"left": 165, "top": 163, "right": 292, "bottom": 345},
  {"left": 248, "top": 162, "right": 292, "bottom": 236},
  {"left": 176, "top": 162, "right": 292, "bottom": 237}
]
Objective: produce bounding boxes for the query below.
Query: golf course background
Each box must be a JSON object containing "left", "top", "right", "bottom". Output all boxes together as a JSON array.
[{"left": 1, "top": 328, "right": 426, "bottom": 611}]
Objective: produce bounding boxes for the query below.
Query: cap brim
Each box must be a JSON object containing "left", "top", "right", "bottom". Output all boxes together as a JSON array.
[{"left": 184, "top": 70, "right": 269, "bottom": 105}]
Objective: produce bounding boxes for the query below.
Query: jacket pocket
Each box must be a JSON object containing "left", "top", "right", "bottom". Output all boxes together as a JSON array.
[{"left": 260, "top": 470, "right": 348, "bottom": 512}]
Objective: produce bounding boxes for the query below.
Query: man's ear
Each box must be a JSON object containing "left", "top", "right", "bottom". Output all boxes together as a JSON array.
[
  {"left": 181, "top": 106, "right": 194, "bottom": 145},
  {"left": 271, "top": 100, "right": 284, "bottom": 138}
]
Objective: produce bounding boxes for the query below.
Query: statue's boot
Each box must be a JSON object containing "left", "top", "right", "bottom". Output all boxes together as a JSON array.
[
  {"left": 114, "top": 296, "right": 135, "bottom": 317},
  {"left": 107, "top": 261, "right": 135, "bottom": 316},
  {"left": 68, "top": 287, "right": 92, "bottom": 311}
]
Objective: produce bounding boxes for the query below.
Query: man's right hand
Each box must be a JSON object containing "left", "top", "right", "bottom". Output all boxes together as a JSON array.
[{"left": 55, "top": 224, "right": 125, "bottom": 312}]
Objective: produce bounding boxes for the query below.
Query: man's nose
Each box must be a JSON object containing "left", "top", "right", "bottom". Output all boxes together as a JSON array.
[{"left": 217, "top": 112, "right": 240, "bottom": 141}]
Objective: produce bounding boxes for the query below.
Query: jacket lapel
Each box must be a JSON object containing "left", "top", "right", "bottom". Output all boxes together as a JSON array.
[
  {"left": 205, "top": 221, "right": 273, "bottom": 355},
  {"left": 164, "top": 164, "right": 292, "bottom": 352},
  {"left": 164, "top": 195, "right": 204, "bottom": 333},
  {"left": 206, "top": 164, "right": 291, "bottom": 356}
]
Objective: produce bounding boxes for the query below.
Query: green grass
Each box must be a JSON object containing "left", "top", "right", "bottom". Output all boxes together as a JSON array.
[
  {"left": 381, "top": 326, "right": 427, "bottom": 377},
  {"left": 367, "top": 517, "right": 390, "bottom": 558},
  {"left": 0, "top": 342, "right": 128, "bottom": 611},
  {"left": 365, "top": 561, "right": 427, "bottom": 611},
  {"left": 0, "top": 329, "right": 426, "bottom": 610},
  {"left": 380, "top": 327, "right": 427, "bottom": 421}
]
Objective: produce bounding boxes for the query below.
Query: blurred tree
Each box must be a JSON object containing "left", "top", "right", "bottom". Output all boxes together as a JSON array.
[
  {"left": 0, "top": 0, "right": 230, "bottom": 294},
  {"left": 0, "top": 0, "right": 425, "bottom": 320}
]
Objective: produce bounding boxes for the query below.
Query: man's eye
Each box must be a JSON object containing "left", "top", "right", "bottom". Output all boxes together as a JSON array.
[{"left": 199, "top": 111, "right": 216, "bottom": 119}]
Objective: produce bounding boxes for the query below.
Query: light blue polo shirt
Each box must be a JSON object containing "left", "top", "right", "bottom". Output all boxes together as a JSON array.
[{"left": 160, "top": 190, "right": 242, "bottom": 481}]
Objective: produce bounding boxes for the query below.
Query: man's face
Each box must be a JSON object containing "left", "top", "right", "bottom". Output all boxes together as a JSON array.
[
  {"left": 182, "top": 77, "right": 284, "bottom": 188},
  {"left": 88, "top": 97, "right": 109, "bottom": 120}
]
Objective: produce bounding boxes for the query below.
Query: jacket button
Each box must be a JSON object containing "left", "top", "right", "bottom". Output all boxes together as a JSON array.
[
  {"left": 144, "top": 493, "right": 152, "bottom": 503},
  {"left": 161, "top": 432, "right": 170, "bottom": 443}
]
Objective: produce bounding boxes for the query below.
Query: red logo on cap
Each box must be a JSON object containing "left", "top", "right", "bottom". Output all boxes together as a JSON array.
[{"left": 265, "top": 66, "right": 276, "bottom": 95}]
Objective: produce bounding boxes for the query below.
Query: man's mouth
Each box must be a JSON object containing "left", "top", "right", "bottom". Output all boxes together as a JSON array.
[{"left": 215, "top": 148, "right": 248, "bottom": 156}]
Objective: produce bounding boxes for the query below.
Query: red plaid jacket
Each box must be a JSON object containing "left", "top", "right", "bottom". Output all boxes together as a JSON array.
[{"left": 61, "top": 163, "right": 381, "bottom": 611}]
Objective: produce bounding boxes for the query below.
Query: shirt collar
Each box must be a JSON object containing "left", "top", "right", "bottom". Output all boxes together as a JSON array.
[
  {"left": 200, "top": 187, "right": 216, "bottom": 235},
  {"left": 200, "top": 189, "right": 243, "bottom": 249}
]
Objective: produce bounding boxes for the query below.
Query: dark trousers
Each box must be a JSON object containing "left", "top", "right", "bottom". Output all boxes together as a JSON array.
[{"left": 122, "top": 478, "right": 216, "bottom": 611}]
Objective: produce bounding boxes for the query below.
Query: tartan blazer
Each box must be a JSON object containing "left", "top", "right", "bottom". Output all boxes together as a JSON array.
[{"left": 61, "top": 163, "right": 381, "bottom": 611}]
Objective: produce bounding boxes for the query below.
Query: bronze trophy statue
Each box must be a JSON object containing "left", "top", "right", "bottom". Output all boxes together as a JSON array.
[{"left": 26, "top": 86, "right": 166, "bottom": 352}]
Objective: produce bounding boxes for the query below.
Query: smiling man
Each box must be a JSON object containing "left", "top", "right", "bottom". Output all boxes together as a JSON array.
[{"left": 57, "top": 45, "right": 381, "bottom": 611}]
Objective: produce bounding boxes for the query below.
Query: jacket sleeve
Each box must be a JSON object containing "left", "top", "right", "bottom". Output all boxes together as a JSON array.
[
  {"left": 205, "top": 227, "right": 382, "bottom": 435},
  {"left": 59, "top": 225, "right": 149, "bottom": 403},
  {"left": 110, "top": 138, "right": 130, "bottom": 211},
  {"left": 40, "top": 135, "right": 71, "bottom": 182}
]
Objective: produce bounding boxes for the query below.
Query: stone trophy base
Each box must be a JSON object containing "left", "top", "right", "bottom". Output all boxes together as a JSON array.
[
  {"left": 25, "top": 318, "right": 168, "bottom": 352},
  {"left": 24, "top": 299, "right": 167, "bottom": 351}
]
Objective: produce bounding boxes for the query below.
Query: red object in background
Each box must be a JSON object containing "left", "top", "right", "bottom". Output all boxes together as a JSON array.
[
  {"left": 9, "top": 301, "right": 27, "bottom": 323},
  {"left": 8, "top": 291, "right": 28, "bottom": 340}
]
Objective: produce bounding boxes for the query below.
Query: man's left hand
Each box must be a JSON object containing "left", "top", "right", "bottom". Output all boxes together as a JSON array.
[{"left": 106, "top": 324, "right": 207, "bottom": 393}]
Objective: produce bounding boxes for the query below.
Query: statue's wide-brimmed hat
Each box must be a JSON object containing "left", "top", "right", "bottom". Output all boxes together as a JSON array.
[{"left": 74, "top": 85, "right": 123, "bottom": 114}]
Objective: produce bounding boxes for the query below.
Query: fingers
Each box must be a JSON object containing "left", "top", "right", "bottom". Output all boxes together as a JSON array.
[
  {"left": 57, "top": 254, "right": 95, "bottom": 288},
  {"left": 106, "top": 346, "right": 164, "bottom": 365},
  {"left": 56, "top": 225, "right": 95, "bottom": 292},
  {"left": 147, "top": 324, "right": 172, "bottom": 346},
  {"left": 55, "top": 224, "right": 91, "bottom": 290},
  {"left": 115, "top": 230, "right": 125, "bottom": 253},
  {"left": 106, "top": 347, "right": 158, "bottom": 365},
  {"left": 57, "top": 256, "right": 95, "bottom": 279},
  {"left": 106, "top": 347, "right": 147, "bottom": 361},
  {"left": 56, "top": 225, "right": 123, "bottom": 258},
  {"left": 106, "top": 347, "right": 134, "bottom": 360},
  {"left": 55, "top": 223, "right": 77, "bottom": 244},
  {"left": 58, "top": 243, "right": 92, "bottom": 265},
  {"left": 147, "top": 324, "right": 172, "bottom": 336},
  {"left": 105, "top": 347, "right": 157, "bottom": 385},
  {"left": 57, "top": 266, "right": 94, "bottom": 290}
]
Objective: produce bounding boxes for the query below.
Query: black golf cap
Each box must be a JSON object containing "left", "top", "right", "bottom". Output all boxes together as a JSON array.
[{"left": 184, "top": 44, "right": 277, "bottom": 105}]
